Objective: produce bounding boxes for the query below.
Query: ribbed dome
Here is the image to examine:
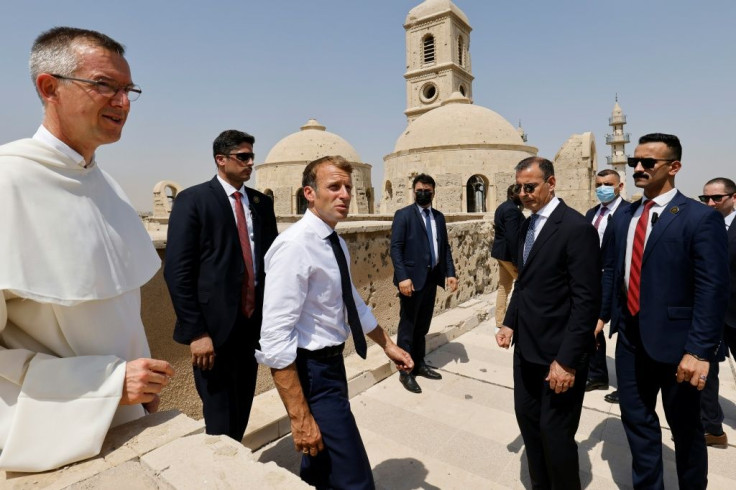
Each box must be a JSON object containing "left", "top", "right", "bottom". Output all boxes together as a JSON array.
[
  {"left": 263, "top": 119, "right": 361, "bottom": 164},
  {"left": 393, "top": 93, "right": 524, "bottom": 152},
  {"left": 406, "top": 0, "right": 469, "bottom": 26}
]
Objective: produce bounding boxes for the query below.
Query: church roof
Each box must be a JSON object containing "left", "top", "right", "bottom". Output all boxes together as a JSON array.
[
  {"left": 393, "top": 92, "right": 524, "bottom": 152},
  {"left": 406, "top": 0, "right": 469, "bottom": 26},
  {"left": 263, "top": 119, "right": 361, "bottom": 164}
]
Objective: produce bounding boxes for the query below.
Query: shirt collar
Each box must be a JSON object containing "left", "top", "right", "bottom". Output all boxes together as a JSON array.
[
  {"left": 415, "top": 203, "right": 433, "bottom": 214},
  {"left": 217, "top": 175, "right": 249, "bottom": 205},
  {"left": 305, "top": 208, "right": 338, "bottom": 239},
  {"left": 643, "top": 188, "right": 678, "bottom": 207},
  {"left": 33, "top": 125, "right": 95, "bottom": 168},
  {"left": 725, "top": 209, "right": 735, "bottom": 229},
  {"left": 534, "top": 196, "right": 560, "bottom": 219}
]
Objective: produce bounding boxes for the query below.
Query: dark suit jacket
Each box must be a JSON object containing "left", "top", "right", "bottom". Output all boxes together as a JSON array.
[
  {"left": 165, "top": 176, "right": 278, "bottom": 348},
  {"left": 390, "top": 204, "right": 456, "bottom": 291},
  {"left": 601, "top": 191, "right": 729, "bottom": 363},
  {"left": 503, "top": 199, "right": 601, "bottom": 367},
  {"left": 727, "top": 221, "right": 736, "bottom": 329},
  {"left": 585, "top": 198, "right": 632, "bottom": 253},
  {"left": 491, "top": 199, "right": 523, "bottom": 266}
]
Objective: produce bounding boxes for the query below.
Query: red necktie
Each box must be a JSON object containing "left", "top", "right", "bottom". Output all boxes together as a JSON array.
[
  {"left": 593, "top": 206, "right": 608, "bottom": 229},
  {"left": 627, "top": 199, "right": 656, "bottom": 316},
  {"left": 233, "top": 191, "right": 256, "bottom": 317}
]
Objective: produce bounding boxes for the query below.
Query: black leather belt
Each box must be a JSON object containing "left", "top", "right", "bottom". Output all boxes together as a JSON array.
[{"left": 297, "top": 343, "right": 345, "bottom": 360}]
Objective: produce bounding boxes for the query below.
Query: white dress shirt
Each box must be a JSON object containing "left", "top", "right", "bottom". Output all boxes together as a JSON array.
[
  {"left": 255, "top": 210, "right": 378, "bottom": 369},
  {"left": 216, "top": 176, "right": 258, "bottom": 278},
  {"left": 725, "top": 209, "right": 735, "bottom": 230},
  {"left": 624, "top": 188, "right": 678, "bottom": 288},
  {"left": 416, "top": 204, "right": 439, "bottom": 266},
  {"left": 592, "top": 195, "right": 623, "bottom": 245},
  {"left": 530, "top": 196, "right": 560, "bottom": 240}
]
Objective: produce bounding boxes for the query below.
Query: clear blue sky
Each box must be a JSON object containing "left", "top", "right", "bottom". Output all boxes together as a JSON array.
[{"left": 1, "top": 1, "right": 734, "bottom": 211}]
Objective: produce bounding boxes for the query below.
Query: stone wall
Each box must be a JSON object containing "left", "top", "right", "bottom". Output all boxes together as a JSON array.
[{"left": 141, "top": 216, "right": 497, "bottom": 420}]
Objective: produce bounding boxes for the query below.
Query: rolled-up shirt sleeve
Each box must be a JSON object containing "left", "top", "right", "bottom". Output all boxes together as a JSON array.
[{"left": 255, "top": 239, "right": 309, "bottom": 369}]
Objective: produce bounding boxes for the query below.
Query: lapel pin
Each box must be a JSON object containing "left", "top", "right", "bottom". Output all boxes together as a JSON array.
[
  {"left": 670, "top": 206, "right": 679, "bottom": 214},
  {"left": 254, "top": 196, "right": 260, "bottom": 204}
]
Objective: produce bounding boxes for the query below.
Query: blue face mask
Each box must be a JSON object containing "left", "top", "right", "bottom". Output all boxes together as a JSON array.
[{"left": 596, "top": 185, "right": 616, "bottom": 204}]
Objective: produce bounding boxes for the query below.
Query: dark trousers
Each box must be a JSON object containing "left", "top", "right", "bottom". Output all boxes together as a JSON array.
[
  {"left": 397, "top": 271, "right": 439, "bottom": 370},
  {"left": 513, "top": 349, "right": 587, "bottom": 490},
  {"left": 296, "top": 350, "right": 374, "bottom": 490},
  {"left": 587, "top": 330, "right": 609, "bottom": 383},
  {"left": 616, "top": 316, "right": 707, "bottom": 490},
  {"left": 193, "top": 313, "right": 259, "bottom": 442},
  {"left": 700, "top": 326, "right": 736, "bottom": 434}
]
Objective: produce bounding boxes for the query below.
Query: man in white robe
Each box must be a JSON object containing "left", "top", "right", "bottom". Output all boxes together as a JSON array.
[{"left": 0, "top": 27, "right": 173, "bottom": 473}]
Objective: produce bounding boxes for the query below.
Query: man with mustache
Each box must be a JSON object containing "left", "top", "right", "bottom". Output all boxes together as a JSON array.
[
  {"left": 0, "top": 27, "right": 173, "bottom": 472},
  {"left": 601, "top": 134, "right": 728, "bottom": 489}
]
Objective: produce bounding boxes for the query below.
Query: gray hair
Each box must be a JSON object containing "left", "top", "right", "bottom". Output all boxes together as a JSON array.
[{"left": 29, "top": 27, "right": 125, "bottom": 101}]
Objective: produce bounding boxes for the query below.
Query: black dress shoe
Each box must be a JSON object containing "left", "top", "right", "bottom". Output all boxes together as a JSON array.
[
  {"left": 604, "top": 390, "right": 620, "bottom": 403},
  {"left": 414, "top": 365, "right": 442, "bottom": 380},
  {"left": 585, "top": 379, "right": 609, "bottom": 392},
  {"left": 400, "top": 373, "right": 422, "bottom": 393}
]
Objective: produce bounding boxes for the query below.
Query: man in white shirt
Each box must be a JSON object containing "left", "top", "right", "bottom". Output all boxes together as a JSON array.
[
  {"left": 697, "top": 177, "right": 736, "bottom": 448},
  {"left": 257, "top": 155, "right": 413, "bottom": 489},
  {"left": 0, "top": 27, "right": 173, "bottom": 472}
]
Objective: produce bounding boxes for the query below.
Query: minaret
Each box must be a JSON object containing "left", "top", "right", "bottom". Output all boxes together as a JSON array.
[
  {"left": 517, "top": 120, "right": 528, "bottom": 143},
  {"left": 403, "top": 0, "right": 474, "bottom": 122},
  {"left": 605, "top": 96, "right": 629, "bottom": 182}
]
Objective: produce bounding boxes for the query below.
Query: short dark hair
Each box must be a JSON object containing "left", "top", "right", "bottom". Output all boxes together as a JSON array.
[
  {"left": 638, "top": 133, "right": 682, "bottom": 161},
  {"left": 412, "top": 173, "right": 436, "bottom": 190},
  {"left": 212, "top": 130, "right": 255, "bottom": 163},
  {"left": 302, "top": 155, "right": 353, "bottom": 189},
  {"left": 515, "top": 156, "right": 554, "bottom": 180},
  {"left": 705, "top": 177, "right": 736, "bottom": 195},
  {"left": 30, "top": 27, "right": 125, "bottom": 99},
  {"left": 506, "top": 184, "right": 517, "bottom": 200},
  {"left": 597, "top": 169, "right": 620, "bottom": 181}
]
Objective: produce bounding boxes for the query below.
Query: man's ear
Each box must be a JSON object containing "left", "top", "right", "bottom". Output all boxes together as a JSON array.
[
  {"left": 303, "top": 185, "right": 316, "bottom": 203},
  {"left": 36, "top": 73, "right": 59, "bottom": 104},
  {"left": 547, "top": 175, "right": 556, "bottom": 191},
  {"left": 669, "top": 160, "right": 682, "bottom": 176}
]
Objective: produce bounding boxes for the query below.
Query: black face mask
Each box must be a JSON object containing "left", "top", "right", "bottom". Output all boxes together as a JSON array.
[{"left": 415, "top": 189, "right": 433, "bottom": 206}]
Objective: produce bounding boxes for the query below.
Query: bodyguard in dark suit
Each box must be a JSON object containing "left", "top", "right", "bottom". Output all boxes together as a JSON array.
[
  {"left": 391, "top": 174, "right": 457, "bottom": 393},
  {"left": 601, "top": 134, "right": 729, "bottom": 489},
  {"left": 497, "top": 157, "right": 600, "bottom": 490},
  {"left": 584, "top": 169, "right": 631, "bottom": 400},
  {"left": 164, "top": 130, "right": 278, "bottom": 441},
  {"left": 490, "top": 184, "right": 523, "bottom": 328},
  {"left": 697, "top": 177, "right": 736, "bottom": 448}
]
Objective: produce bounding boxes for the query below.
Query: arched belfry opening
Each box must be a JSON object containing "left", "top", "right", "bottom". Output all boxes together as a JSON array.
[
  {"left": 466, "top": 175, "right": 487, "bottom": 212},
  {"left": 296, "top": 188, "right": 308, "bottom": 214}
]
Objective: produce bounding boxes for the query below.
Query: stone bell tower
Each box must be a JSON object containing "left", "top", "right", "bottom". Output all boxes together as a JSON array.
[{"left": 404, "top": 0, "right": 474, "bottom": 122}]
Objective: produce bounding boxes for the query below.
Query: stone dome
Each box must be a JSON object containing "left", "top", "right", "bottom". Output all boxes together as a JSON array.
[
  {"left": 263, "top": 119, "right": 361, "bottom": 164},
  {"left": 393, "top": 92, "right": 524, "bottom": 152},
  {"left": 405, "top": 0, "right": 469, "bottom": 26}
]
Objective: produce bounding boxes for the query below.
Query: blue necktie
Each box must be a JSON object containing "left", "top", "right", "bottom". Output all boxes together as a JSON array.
[
  {"left": 522, "top": 213, "right": 539, "bottom": 266},
  {"left": 423, "top": 208, "right": 437, "bottom": 268}
]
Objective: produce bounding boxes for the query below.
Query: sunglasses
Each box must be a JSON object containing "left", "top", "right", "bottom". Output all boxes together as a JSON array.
[
  {"left": 225, "top": 152, "right": 255, "bottom": 162},
  {"left": 627, "top": 157, "right": 674, "bottom": 169},
  {"left": 698, "top": 194, "right": 730, "bottom": 203},
  {"left": 512, "top": 182, "right": 542, "bottom": 194}
]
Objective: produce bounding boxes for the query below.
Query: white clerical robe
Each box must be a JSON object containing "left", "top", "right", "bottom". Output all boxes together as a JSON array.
[{"left": 0, "top": 138, "right": 160, "bottom": 472}]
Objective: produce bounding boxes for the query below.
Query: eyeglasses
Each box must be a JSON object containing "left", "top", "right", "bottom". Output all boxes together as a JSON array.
[
  {"left": 627, "top": 157, "right": 674, "bottom": 169},
  {"left": 51, "top": 74, "right": 142, "bottom": 101},
  {"left": 512, "top": 182, "right": 542, "bottom": 194},
  {"left": 698, "top": 194, "right": 730, "bottom": 203},
  {"left": 225, "top": 152, "right": 255, "bottom": 162}
]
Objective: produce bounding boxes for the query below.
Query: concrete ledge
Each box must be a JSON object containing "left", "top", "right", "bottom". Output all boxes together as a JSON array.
[
  {"left": 1, "top": 411, "right": 204, "bottom": 489},
  {"left": 242, "top": 294, "right": 492, "bottom": 450}
]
